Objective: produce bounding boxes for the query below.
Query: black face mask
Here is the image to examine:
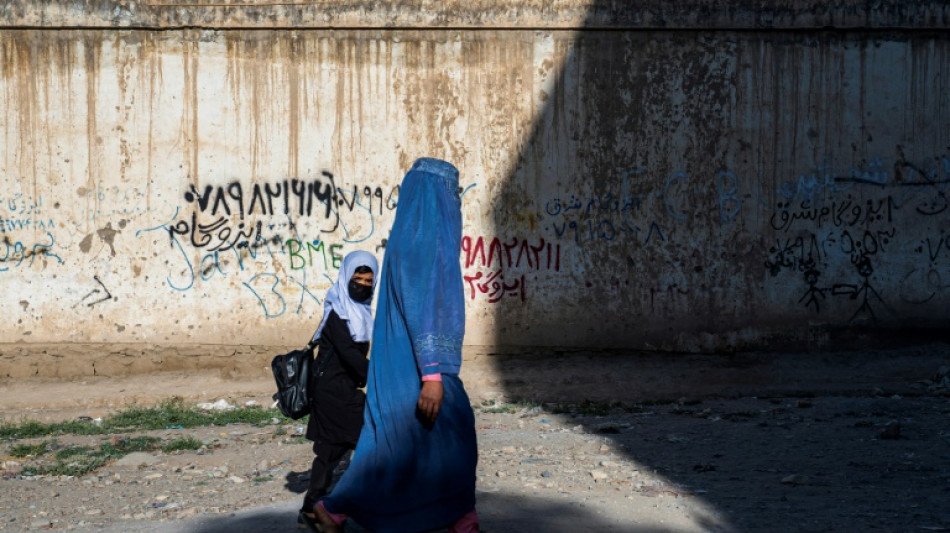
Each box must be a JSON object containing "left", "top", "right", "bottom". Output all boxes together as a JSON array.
[{"left": 348, "top": 280, "right": 373, "bottom": 303}]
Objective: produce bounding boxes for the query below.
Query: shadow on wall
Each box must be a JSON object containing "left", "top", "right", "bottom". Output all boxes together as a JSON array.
[
  {"left": 487, "top": 10, "right": 950, "bottom": 353},
  {"left": 488, "top": 19, "right": 751, "bottom": 352},
  {"left": 485, "top": 3, "right": 950, "bottom": 533}
]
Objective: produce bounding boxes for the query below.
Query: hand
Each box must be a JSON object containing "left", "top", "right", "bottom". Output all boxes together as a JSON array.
[{"left": 417, "top": 380, "right": 444, "bottom": 424}]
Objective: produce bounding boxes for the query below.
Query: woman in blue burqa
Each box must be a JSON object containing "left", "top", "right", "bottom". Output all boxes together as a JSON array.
[{"left": 312, "top": 158, "right": 479, "bottom": 533}]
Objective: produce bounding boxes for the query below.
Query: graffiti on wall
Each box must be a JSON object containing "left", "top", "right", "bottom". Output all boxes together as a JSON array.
[
  {"left": 181, "top": 172, "right": 399, "bottom": 245},
  {"left": 73, "top": 275, "right": 113, "bottom": 308},
  {"left": 74, "top": 186, "right": 152, "bottom": 223},
  {"left": 774, "top": 155, "right": 950, "bottom": 207},
  {"left": 0, "top": 232, "right": 63, "bottom": 272},
  {"left": 137, "top": 171, "right": 411, "bottom": 318},
  {"left": 138, "top": 172, "right": 491, "bottom": 318},
  {"left": 0, "top": 217, "right": 57, "bottom": 232},
  {"left": 1, "top": 194, "right": 56, "bottom": 233},
  {"left": 542, "top": 169, "right": 664, "bottom": 245},
  {"left": 542, "top": 166, "right": 744, "bottom": 247},
  {"left": 137, "top": 207, "right": 339, "bottom": 318},
  {"left": 461, "top": 235, "right": 561, "bottom": 303},
  {"left": 0, "top": 194, "right": 62, "bottom": 272},
  {"left": 766, "top": 153, "right": 950, "bottom": 323}
]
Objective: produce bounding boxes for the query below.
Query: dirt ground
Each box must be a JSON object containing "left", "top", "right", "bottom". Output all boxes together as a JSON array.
[{"left": 1, "top": 346, "right": 949, "bottom": 532}]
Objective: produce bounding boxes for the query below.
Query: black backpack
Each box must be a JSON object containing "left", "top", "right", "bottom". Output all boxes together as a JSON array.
[
  {"left": 271, "top": 347, "right": 313, "bottom": 420},
  {"left": 271, "top": 343, "right": 335, "bottom": 420}
]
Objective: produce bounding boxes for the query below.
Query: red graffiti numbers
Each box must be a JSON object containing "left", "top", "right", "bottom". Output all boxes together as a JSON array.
[
  {"left": 461, "top": 235, "right": 560, "bottom": 271},
  {"left": 461, "top": 235, "right": 559, "bottom": 304}
]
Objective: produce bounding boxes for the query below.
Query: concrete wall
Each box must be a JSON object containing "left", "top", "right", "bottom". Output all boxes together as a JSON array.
[{"left": 2, "top": 1, "right": 949, "bottom": 366}]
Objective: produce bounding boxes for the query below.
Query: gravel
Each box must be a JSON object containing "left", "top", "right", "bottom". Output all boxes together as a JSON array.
[{"left": 3, "top": 394, "right": 950, "bottom": 532}]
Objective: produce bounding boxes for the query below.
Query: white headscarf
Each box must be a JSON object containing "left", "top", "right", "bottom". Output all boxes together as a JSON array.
[{"left": 312, "top": 250, "right": 379, "bottom": 343}]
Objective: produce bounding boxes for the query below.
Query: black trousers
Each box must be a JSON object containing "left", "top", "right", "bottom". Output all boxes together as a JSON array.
[{"left": 302, "top": 439, "right": 353, "bottom": 512}]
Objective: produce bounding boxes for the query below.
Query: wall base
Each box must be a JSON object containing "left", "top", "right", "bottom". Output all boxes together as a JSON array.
[{"left": 1, "top": 342, "right": 947, "bottom": 407}]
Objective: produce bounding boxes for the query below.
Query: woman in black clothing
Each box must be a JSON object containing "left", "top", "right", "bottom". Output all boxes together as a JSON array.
[{"left": 299, "top": 250, "right": 378, "bottom": 531}]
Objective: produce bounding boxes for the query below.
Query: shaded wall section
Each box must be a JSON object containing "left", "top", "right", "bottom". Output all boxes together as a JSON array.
[
  {"left": 1, "top": 2, "right": 949, "bottom": 368},
  {"left": 496, "top": 29, "right": 950, "bottom": 351}
]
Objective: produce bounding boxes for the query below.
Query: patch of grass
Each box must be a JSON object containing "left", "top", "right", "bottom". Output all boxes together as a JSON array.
[
  {"left": 29, "top": 456, "right": 109, "bottom": 477},
  {"left": 482, "top": 404, "right": 519, "bottom": 414},
  {"left": 253, "top": 475, "right": 275, "bottom": 483},
  {"left": 0, "top": 397, "right": 293, "bottom": 441},
  {"left": 54, "top": 445, "right": 92, "bottom": 460},
  {"left": 476, "top": 399, "right": 539, "bottom": 414},
  {"left": 1, "top": 420, "right": 73, "bottom": 440},
  {"left": 286, "top": 437, "right": 309, "bottom": 445},
  {"left": 273, "top": 427, "right": 287, "bottom": 436},
  {"left": 19, "top": 435, "right": 176, "bottom": 478},
  {"left": 106, "top": 397, "right": 286, "bottom": 431},
  {"left": 161, "top": 436, "right": 203, "bottom": 453},
  {"left": 97, "top": 436, "right": 162, "bottom": 457},
  {"left": 8, "top": 441, "right": 50, "bottom": 458},
  {"left": 476, "top": 399, "right": 498, "bottom": 411}
]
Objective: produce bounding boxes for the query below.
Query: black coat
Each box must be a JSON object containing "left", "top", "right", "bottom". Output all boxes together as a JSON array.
[{"left": 305, "top": 310, "right": 369, "bottom": 444}]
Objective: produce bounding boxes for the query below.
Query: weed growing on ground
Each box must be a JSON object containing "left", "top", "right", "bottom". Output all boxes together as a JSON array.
[
  {"left": 0, "top": 397, "right": 293, "bottom": 441},
  {"left": 9, "top": 435, "right": 200, "bottom": 477},
  {"left": 98, "top": 436, "right": 162, "bottom": 456},
  {"left": 8, "top": 441, "right": 49, "bottom": 458},
  {"left": 0, "top": 397, "right": 294, "bottom": 478},
  {"left": 105, "top": 397, "right": 286, "bottom": 431},
  {"left": 482, "top": 403, "right": 519, "bottom": 414},
  {"left": 13, "top": 437, "right": 153, "bottom": 477},
  {"left": 476, "top": 399, "right": 541, "bottom": 414},
  {"left": 161, "top": 436, "right": 204, "bottom": 453},
  {"left": 54, "top": 445, "right": 92, "bottom": 460}
]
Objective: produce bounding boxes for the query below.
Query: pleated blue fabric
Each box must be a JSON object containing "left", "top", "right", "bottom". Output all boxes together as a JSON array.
[{"left": 321, "top": 158, "right": 477, "bottom": 532}]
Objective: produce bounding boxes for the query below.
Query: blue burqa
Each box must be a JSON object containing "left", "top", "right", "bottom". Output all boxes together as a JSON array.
[{"left": 321, "top": 158, "right": 477, "bottom": 532}]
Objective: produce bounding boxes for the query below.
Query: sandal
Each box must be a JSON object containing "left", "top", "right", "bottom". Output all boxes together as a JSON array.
[
  {"left": 313, "top": 502, "right": 343, "bottom": 533},
  {"left": 298, "top": 510, "right": 320, "bottom": 532}
]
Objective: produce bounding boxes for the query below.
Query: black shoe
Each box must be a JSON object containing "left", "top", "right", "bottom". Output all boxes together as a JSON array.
[{"left": 298, "top": 510, "right": 320, "bottom": 532}]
